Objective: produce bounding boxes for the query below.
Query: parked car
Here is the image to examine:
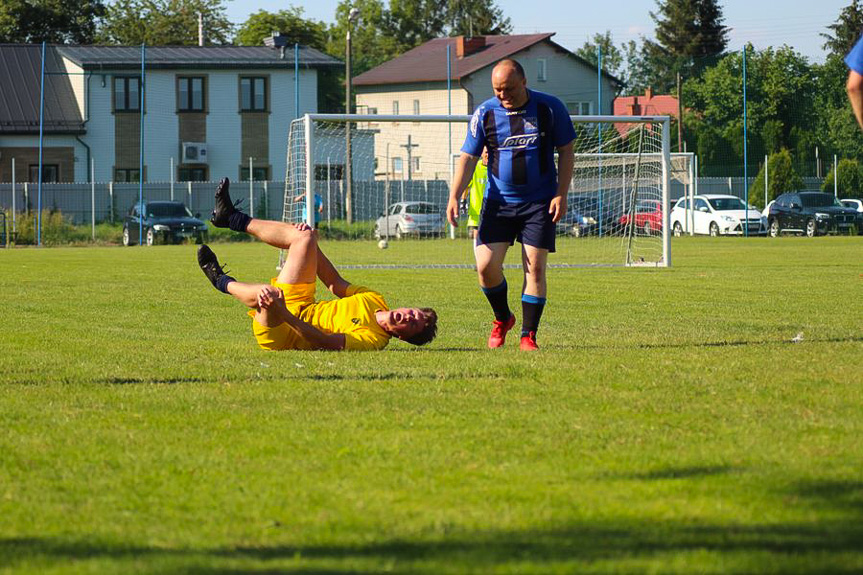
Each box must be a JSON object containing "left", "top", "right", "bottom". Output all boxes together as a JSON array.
[
  {"left": 122, "top": 201, "right": 208, "bottom": 246},
  {"left": 559, "top": 195, "right": 623, "bottom": 237},
  {"left": 840, "top": 198, "right": 863, "bottom": 233},
  {"left": 374, "top": 201, "right": 445, "bottom": 239},
  {"left": 767, "top": 192, "right": 859, "bottom": 237},
  {"left": 618, "top": 199, "right": 663, "bottom": 236},
  {"left": 670, "top": 194, "right": 767, "bottom": 237}
]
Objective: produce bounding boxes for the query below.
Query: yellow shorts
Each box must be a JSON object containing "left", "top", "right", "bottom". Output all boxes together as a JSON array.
[{"left": 248, "top": 279, "right": 316, "bottom": 351}]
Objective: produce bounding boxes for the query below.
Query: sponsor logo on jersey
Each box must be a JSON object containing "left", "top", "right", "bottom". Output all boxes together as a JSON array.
[
  {"left": 500, "top": 134, "right": 539, "bottom": 149},
  {"left": 524, "top": 118, "right": 538, "bottom": 131},
  {"left": 351, "top": 318, "right": 360, "bottom": 325},
  {"left": 505, "top": 109, "right": 527, "bottom": 116}
]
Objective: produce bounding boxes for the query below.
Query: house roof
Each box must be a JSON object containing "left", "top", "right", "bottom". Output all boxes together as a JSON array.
[
  {"left": 56, "top": 44, "right": 341, "bottom": 70},
  {"left": 0, "top": 45, "right": 84, "bottom": 135},
  {"left": 614, "top": 90, "right": 680, "bottom": 118},
  {"left": 353, "top": 34, "right": 622, "bottom": 87}
]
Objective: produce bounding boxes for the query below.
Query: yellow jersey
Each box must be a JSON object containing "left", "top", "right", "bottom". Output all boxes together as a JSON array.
[{"left": 465, "top": 162, "right": 487, "bottom": 227}]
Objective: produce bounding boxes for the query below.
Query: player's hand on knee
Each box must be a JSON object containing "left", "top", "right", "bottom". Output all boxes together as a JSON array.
[
  {"left": 257, "top": 285, "right": 284, "bottom": 309},
  {"left": 293, "top": 222, "right": 312, "bottom": 232}
]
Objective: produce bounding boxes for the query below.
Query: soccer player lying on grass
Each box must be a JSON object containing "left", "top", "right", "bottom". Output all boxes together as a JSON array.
[{"left": 197, "top": 178, "right": 437, "bottom": 351}]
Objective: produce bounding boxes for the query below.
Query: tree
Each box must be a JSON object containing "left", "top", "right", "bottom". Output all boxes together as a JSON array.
[
  {"left": 822, "top": 0, "right": 863, "bottom": 58},
  {"left": 643, "top": 0, "right": 729, "bottom": 91},
  {"left": 748, "top": 149, "right": 804, "bottom": 209},
  {"left": 100, "top": 0, "right": 233, "bottom": 45},
  {"left": 445, "top": 0, "right": 511, "bottom": 37},
  {"left": 575, "top": 31, "right": 624, "bottom": 80},
  {"left": 235, "top": 8, "right": 327, "bottom": 49},
  {"left": 821, "top": 158, "right": 863, "bottom": 198},
  {"left": 0, "top": 0, "right": 106, "bottom": 43}
]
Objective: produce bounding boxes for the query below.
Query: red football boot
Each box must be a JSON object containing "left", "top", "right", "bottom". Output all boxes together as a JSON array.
[
  {"left": 487, "top": 314, "right": 516, "bottom": 348},
  {"left": 519, "top": 331, "right": 539, "bottom": 351}
]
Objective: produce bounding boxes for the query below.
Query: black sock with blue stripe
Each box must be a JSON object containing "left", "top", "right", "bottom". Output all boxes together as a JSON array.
[
  {"left": 215, "top": 275, "right": 236, "bottom": 294},
  {"left": 481, "top": 279, "right": 511, "bottom": 322},
  {"left": 521, "top": 294, "right": 546, "bottom": 336}
]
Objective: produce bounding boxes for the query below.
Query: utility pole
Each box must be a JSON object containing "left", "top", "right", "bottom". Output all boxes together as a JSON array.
[{"left": 400, "top": 135, "right": 419, "bottom": 181}]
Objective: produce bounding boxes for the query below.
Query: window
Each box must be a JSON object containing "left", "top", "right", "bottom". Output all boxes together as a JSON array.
[
  {"left": 314, "top": 165, "right": 344, "bottom": 180},
  {"left": 367, "top": 107, "right": 378, "bottom": 115},
  {"left": 413, "top": 157, "right": 421, "bottom": 172},
  {"left": 537, "top": 58, "right": 547, "bottom": 82},
  {"left": 115, "top": 168, "right": 140, "bottom": 182},
  {"left": 413, "top": 99, "right": 420, "bottom": 115},
  {"left": 392, "top": 100, "right": 399, "bottom": 115},
  {"left": 392, "top": 157, "right": 403, "bottom": 172},
  {"left": 567, "top": 101, "right": 592, "bottom": 116},
  {"left": 694, "top": 198, "right": 710, "bottom": 212},
  {"left": 28, "top": 164, "right": 59, "bottom": 183},
  {"left": 178, "top": 167, "right": 208, "bottom": 182},
  {"left": 240, "top": 167, "right": 270, "bottom": 181},
  {"left": 178, "top": 76, "right": 205, "bottom": 112},
  {"left": 114, "top": 77, "right": 141, "bottom": 112},
  {"left": 240, "top": 77, "right": 267, "bottom": 111}
]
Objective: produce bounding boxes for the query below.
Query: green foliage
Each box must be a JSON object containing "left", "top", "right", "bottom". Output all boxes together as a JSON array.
[
  {"left": 821, "top": 0, "right": 863, "bottom": 58},
  {"left": 99, "top": 0, "right": 233, "bottom": 45},
  {"left": 748, "top": 149, "right": 804, "bottom": 209},
  {"left": 0, "top": 0, "right": 106, "bottom": 43},
  {"left": 234, "top": 8, "right": 327, "bottom": 49},
  {"left": 575, "top": 31, "right": 624, "bottom": 80},
  {"left": 821, "top": 158, "right": 863, "bottom": 198}
]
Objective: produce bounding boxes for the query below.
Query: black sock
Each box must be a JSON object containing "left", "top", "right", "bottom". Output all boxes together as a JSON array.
[
  {"left": 481, "top": 279, "right": 511, "bottom": 322},
  {"left": 228, "top": 211, "right": 252, "bottom": 233},
  {"left": 521, "top": 294, "right": 546, "bottom": 336},
  {"left": 215, "top": 275, "right": 236, "bottom": 294}
]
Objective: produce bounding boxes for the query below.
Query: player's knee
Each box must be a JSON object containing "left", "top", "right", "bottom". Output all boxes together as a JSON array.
[{"left": 292, "top": 226, "right": 317, "bottom": 249}]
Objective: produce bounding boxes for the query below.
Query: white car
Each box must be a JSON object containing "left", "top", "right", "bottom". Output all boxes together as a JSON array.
[
  {"left": 670, "top": 194, "right": 768, "bottom": 237},
  {"left": 840, "top": 198, "right": 863, "bottom": 213},
  {"left": 374, "top": 201, "right": 445, "bottom": 239}
]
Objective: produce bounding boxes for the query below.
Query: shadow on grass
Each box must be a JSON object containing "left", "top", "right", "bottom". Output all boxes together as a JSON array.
[
  {"left": 2, "top": 480, "right": 862, "bottom": 574},
  {"left": 101, "top": 376, "right": 208, "bottom": 385},
  {"left": 564, "top": 335, "right": 863, "bottom": 352},
  {"left": 615, "top": 464, "right": 737, "bottom": 481}
]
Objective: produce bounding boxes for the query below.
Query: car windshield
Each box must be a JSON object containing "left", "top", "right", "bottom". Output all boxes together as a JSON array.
[
  {"left": 405, "top": 203, "right": 438, "bottom": 215},
  {"left": 707, "top": 197, "right": 747, "bottom": 211},
  {"left": 148, "top": 203, "right": 192, "bottom": 218},
  {"left": 800, "top": 194, "right": 842, "bottom": 208}
]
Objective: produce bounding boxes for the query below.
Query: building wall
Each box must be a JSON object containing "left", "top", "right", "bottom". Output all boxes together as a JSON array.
[
  {"left": 0, "top": 138, "right": 77, "bottom": 182},
  {"left": 355, "top": 83, "right": 470, "bottom": 181}
]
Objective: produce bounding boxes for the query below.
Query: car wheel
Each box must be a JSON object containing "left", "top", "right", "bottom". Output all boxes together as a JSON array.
[
  {"left": 395, "top": 225, "right": 403, "bottom": 240},
  {"left": 806, "top": 218, "right": 817, "bottom": 238},
  {"left": 709, "top": 222, "right": 720, "bottom": 237},
  {"left": 122, "top": 226, "right": 133, "bottom": 246},
  {"left": 673, "top": 222, "right": 683, "bottom": 237},
  {"left": 146, "top": 227, "right": 156, "bottom": 246},
  {"left": 642, "top": 221, "right": 652, "bottom": 236},
  {"left": 769, "top": 218, "right": 780, "bottom": 237}
]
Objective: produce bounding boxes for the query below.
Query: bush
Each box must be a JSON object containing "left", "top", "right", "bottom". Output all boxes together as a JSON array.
[
  {"left": 748, "top": 149, "right": 804, "bottom": 209},
  {"left": 821, "top": 158, "right": 863, "bottom": 198}
]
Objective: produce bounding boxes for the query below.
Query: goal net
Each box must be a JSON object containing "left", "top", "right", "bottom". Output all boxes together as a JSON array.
[{"left": 281, "top": 113, "right": 672, "bottom": 268}]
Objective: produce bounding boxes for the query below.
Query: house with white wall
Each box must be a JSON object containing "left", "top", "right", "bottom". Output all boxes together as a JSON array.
[
  {"left": 0, "top": 40, "right": 340, "bottom": 184},
  {"left": 352, "top": 34, "right": 622, "bottom": 181}
]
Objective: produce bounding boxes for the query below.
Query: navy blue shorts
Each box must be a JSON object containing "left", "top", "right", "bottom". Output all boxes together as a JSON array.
[{"left": 476, "top": 198, "right": 556, "bottom": 252}]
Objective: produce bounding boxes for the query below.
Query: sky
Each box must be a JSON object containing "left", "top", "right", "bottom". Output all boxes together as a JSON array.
[{"left": 223, "top": 0, "right": 855, "bottom": 63}]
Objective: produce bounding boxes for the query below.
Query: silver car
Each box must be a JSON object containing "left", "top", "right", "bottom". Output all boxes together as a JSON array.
[{"left": 374, "top": 201, "right": 446, "bottom": 239}]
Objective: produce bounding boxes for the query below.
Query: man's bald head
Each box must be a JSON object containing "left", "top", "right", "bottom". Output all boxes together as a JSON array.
[{"left": 491, "top": 58, "right": 528, "bottom": 109}]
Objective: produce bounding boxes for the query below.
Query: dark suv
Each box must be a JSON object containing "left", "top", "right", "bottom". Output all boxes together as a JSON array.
[
  {"left": 767, "top": 192, "right": 858, "bottom": 237},
  {"left": 559, "top": 195, "right": 623, "bottom": 237},
  {"left": 122, "top": 201, "right": 209, "bottom": 246}
]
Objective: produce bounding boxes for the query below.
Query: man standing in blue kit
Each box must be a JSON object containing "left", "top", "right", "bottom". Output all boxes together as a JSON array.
[
  {"left": 447, "top": 58, "right": 576, "bottom": 351},
  {"left": 846, "top": 35, "right": 863, "bottom": 129}
]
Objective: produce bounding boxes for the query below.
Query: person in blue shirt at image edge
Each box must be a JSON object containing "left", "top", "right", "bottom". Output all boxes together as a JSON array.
[
  {"left": 447, "top": 58, "right": 576, "bottom": 351},
  {"left": 845, "top": 35, "right": 863, "bottom": 129}
]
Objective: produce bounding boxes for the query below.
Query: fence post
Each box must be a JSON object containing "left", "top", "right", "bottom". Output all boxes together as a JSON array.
[
  {"left": 764, "top": 155, "right": 768, "bottom": 208},
  {"left": 249, "top": 156, "right": 254, "bottom": 217},
  {"left": 24, "top": 182, "right": 29, "bottom": 217},
  {"left": 170, "top": 157, "right": 174, "bottom": 201},
  {"left": 834, "top": 154, "right": 838, "bottom": 198},
  {"left": 109, "top": 181, "right": 114, "bottom": 223},
  {"left": 91, "top": 158, "right": 96, "bottom": 240},
  {"left": 188, "top": 181, "right": 192, "bottom": 210},
  {"left": 326, "top": 157, "right": 332, "bottom": 225},
  {"left": 10, "top": 157, "right": 15, "bottom": 239},
  {"left": 263, "top": 180, "right": 269, "bottom": 220}
]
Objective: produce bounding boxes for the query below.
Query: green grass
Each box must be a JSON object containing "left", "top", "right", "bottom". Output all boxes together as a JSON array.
[{"left": 1, "top": 236, "right": 862, "bottom": 574}]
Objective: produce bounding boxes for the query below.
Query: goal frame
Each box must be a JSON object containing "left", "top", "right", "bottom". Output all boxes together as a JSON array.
[{"left": 288, "top": 113, "right": 672, "bottom": 268}]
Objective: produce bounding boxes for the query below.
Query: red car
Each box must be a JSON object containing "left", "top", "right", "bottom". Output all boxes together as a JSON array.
[{"left": 618, "top": 199, "right": 664, "bottom": 235}]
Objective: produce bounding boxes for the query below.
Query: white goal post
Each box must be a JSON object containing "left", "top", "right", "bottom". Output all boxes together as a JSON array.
[{"left": 281, "top": 113, "right": 674, "bottom": 269}]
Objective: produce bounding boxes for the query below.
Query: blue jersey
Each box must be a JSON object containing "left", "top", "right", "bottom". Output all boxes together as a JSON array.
[
  {"left": 847, "top": 34, "right": 863, "bottom": 74},
  {"left": 462, "top": 89, "right": 576, "bottom": 204}
]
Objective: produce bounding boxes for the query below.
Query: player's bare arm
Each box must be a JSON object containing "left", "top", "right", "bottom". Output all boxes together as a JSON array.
[
  {"left": 256, "top": 285, "right": 346, "bottom": 351},
  {"left": 447, "top": 152, "right": 480, "bottom": 227},
  {"left": 847, "top": 70, "right": 863, "bottom": 129},
  {"left": 549, "top": 141, "right": 574, "bottom": 223}
]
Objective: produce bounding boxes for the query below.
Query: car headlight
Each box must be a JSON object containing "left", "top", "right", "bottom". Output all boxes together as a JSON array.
[
  {"left": 720, "top": 215, "right": 735, "bottom": 223},
  {"left": 815, "top": 212, "right": 830, "bottom": 220},
  {"left": 153, "top": 224, "right": 170, "bottom": 231}
]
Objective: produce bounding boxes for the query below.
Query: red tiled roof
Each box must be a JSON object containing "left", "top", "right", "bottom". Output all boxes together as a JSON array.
[
  {"left": 614, "top": 91, "right": 680, "bottom": 118},
  {"left": 353, "top": 34, "right": 555, "bottom": 86}
]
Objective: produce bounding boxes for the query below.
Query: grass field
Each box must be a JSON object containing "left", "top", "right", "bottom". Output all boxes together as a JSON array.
[{"left": 1, "top": 236, "right": 862, "bottom": 574}]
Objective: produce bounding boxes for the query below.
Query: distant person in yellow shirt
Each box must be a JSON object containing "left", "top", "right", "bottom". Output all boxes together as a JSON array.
[
  {"left": 460, "top": 148, "right": 488, "bottom": 239},
  {"left": 198, "top": 178, "right": 438, "bottom": 351}
]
